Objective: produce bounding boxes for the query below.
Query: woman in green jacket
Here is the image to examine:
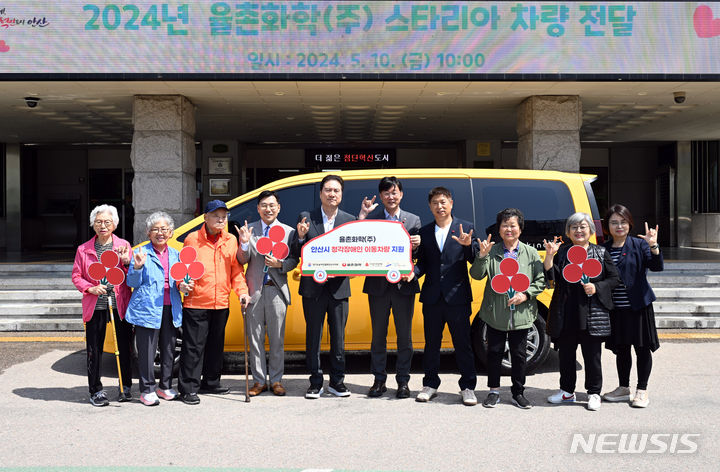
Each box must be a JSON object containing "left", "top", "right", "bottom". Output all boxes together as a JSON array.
[{"left": 470, "top": 208, "right": 545, "bottom": 409}]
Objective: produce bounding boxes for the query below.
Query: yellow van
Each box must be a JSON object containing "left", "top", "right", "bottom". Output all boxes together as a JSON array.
[{"left": 132, "top": 168, "right": 602, "bottom": 374}]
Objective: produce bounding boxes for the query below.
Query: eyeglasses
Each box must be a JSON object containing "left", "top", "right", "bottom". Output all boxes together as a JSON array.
[
  {"left": 149, "top": 227, "right": 171, "bottom": 234},
  {"left": 569, "top": 224, "right": 590, "bottom": 231},
  {"left": 609, "top": 220, "right": 629, "bottom": 227},
  {"left": 259, "top": 203, "right": 278, "bottom": 210},
  {"left": 93, "top": 220, "right": 113, "bottom": 227}
]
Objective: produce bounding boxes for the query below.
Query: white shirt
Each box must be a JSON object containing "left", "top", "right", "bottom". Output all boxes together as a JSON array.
[
  {"left": 321, "top": 208, "right": 337, "bottom": 233},
  {"left": 435, "top": 224, "right": 450, "bottom": 251}
]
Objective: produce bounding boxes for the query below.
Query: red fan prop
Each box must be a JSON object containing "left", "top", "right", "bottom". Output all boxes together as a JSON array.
[
  {"left": 88, "top": 250, "right": 125, "bottom": 286},
  {"left": 170, "top": 246, "right": 205, "bottom": 285},
  {"left": 562, "top": 245, "right": 603, "bottom": 285},
  {"left": 490, "top": 257, "right": 531, "bottom": 311},
  {"left": 256, "top": 225, "right": 289, "bottom": 273}
]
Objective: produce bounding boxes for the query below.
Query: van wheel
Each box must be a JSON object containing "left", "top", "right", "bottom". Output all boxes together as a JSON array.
[{"left": 471, "top": 311, "right": 550, "bottom": 375}]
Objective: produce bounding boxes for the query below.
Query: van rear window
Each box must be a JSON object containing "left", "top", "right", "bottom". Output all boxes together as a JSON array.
[{"left": 473, "top": 179, "right": 574, "bottom": 250}]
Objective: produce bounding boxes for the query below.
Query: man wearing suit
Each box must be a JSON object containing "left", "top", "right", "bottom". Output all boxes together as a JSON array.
[
  {"left": 413, "top": 187, "right": 479, "bottom": 406},
  {"left": 236, "top": 190, "right": 299, "bottom": 397},
  {"left": 294, "top": 174, "right": 356, "bottom": 399},
  {"left": 357, "top": 176, "right": 421, "bottom": 399}
]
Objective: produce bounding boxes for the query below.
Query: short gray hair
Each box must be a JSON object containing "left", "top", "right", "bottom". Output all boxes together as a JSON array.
[
  {"left": 89, "top": 204, "right": 119, "bottom": 227},
  {"left": 565, "top": 212, "right": 595, "bottom": 235},
  {"left": 145, "top": 211, "right": 175, "bottom": 234}
]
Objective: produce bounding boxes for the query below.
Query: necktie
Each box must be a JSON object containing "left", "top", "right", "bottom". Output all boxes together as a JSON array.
[{"left": 262, "top": 225, "right": 270, "bottom": 286}]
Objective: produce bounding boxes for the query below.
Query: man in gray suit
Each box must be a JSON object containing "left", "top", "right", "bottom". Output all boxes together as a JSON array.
[
  {"left": 294, "top": 174, "right": 356, "bottom": 399},
  {"left": 236, "top": 190, "right": 298, "bottom": 396},
  {"left": 358, "top": 176, "right": 421, "bottom": 399}
]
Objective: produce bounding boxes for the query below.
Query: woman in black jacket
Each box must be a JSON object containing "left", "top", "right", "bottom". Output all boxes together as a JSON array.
[
  {"left": 601, "top": 204, "right": 663, "bottom": 408},
  {"left": 543, "top": 212, "right": 620, "bottom": 411}
]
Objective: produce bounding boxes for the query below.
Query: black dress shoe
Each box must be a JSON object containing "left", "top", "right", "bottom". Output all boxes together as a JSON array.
[
  {"left": 396, "top": 383, "right": 411, "bottom": 399},
  {"left": 180, "top": 393, "right": 200, "bottom": 405},
  {"left": 367, "top": 380, "right": 387, "bottom": 398},
  {"left": 198, "top": 385, "right": 230, "bottom": 395}
]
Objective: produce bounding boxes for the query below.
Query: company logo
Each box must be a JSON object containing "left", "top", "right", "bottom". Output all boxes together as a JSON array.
[
  {"left": 694, "top": 5, "right": 720, "bottom": 38},
  {"left": 570, "top": 433, "right": 700, "bottom": 454}
]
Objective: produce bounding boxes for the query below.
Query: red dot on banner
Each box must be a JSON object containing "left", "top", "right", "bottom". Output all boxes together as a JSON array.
[
  {"left": 499, "top": 257, "right": 519, "bottom": 276},
  {"left": 272, "top": 242, "right": 289, "bottom": 260},
  {"left": 491, "top": 274, "right": 511, "bottom": 294},
  {"left": 511, "top": 273, "right": 531, "bottom": 292},
  {"left": 187, "top": 261, "right": 205, "bottom": 280},
  {"left": 256, "top": 237, "right": 273, "bottom": 255},
  {"left": 582, "top": 258, "right": 603, "bottom": 278},
  {"left": 563, "top": 264, "right": 583, "bottom": 283},
  {"left": 100, "top": 250, "right": 119, "bottom": 268},
  {"left": 105, "top": 267, "right": 125, "bottom": 286},
  {"left": 88, "top": 263, "right": 107, "bottom": 282},
  {"left": 179, "top": 246, "right": 197, "bottom": 264},
  {"left": 170, "top": 263, "right": 188, "bottom": 281},
  {"left": 567, "top": 245, "right": 588, "bottom": 264},
  {"left": 268, "top": 225, "right": 285, "bottom": 243}
]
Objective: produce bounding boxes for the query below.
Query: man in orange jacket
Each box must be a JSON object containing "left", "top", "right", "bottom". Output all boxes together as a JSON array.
[{"left": 178, "top": 200, "right": 250, "bottom": 405}]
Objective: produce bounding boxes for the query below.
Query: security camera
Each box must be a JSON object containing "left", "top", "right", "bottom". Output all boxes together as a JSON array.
[
  {"left": 673, "top": 92, "right": 686, "bottom": 104},
  {"left": 24, "top": 97, "right": 40, "bottom": 108}
]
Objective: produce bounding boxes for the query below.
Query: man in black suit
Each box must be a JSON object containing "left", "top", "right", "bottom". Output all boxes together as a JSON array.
[
  {"left": 358, "top": 176, "right": 421, "bottom": 399},
  {"left": 413, "top": 187, "right": 479, "bottom": 406},
  {"left": 294, "top": 174, "right": 356, "bottom": 399}
]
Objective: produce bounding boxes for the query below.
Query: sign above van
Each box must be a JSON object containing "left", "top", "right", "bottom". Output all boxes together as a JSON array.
[
  {"left": 0, "top": 2, "right": 717, "bottom": 76},
  {"left": 306, "top": 149, "right": 396, "bottom": 169}
]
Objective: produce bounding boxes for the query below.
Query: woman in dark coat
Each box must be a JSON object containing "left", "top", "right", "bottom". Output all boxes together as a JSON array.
[
  {"left": 543, "top": 212, "right": 620, "bottom": 411},
  {"left": 601, "top": 204, "right": 663, "bottom": 408}
]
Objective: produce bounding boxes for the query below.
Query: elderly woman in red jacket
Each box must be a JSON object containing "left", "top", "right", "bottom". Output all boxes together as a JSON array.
[
  {"left": 601, "top": 204, "right": 663, "bottom": 408},
  {"left": 71, "top": 204, "right": 133, "bottom": 407}
]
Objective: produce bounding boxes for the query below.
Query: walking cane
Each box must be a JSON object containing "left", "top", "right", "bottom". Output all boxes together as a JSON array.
[
  {"left": 241, "top": 301, "right": 250, "bottom": 403},
  {"left": 107, "top": 296, "right": 127, "bottom": 402}
]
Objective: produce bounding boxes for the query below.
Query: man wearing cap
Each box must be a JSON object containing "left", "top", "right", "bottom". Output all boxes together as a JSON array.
[
  {"left": 236, "top": 190, "right": 298, "bottom": 397},
  {"left": 178, "top": 200, "right": 250, "bottom": 405}
]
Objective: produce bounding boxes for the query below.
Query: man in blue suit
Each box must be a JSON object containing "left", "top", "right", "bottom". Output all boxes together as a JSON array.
[
  {"left": 413, "top": 187, "right": 479, "bottom": 406},
  {"left": 294, "top": 174, "right": 356, "bottom": 399}
]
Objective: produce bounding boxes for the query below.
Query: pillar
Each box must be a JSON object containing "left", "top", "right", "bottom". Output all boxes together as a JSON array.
[
  {"left": 130, "top": 95, "right": 196, "bottom": 245},
  {"left": 516, "top": 96, "right": 582, "bottom": 172},
  {"left": 4, "top": 143, "right": 21, "bottom": 252}
]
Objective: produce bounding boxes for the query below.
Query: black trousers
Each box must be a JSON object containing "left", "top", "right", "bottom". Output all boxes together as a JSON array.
[
  {"left": 302, "top": 290, "right": 349, "bottom": 387},
  {"left": 368, "top": 289, "right": 415, "bottom": 384},
  {"left": 178, "top": 307, "right": 229, "bottom": 394},
  {"left": 486, "top": 325, "right": 529, "bottom": 396},
  {"left": 615, "top": 344, "right": 653, "bottom": 390},
  {"left": 135, "top": 306, "right": 177, "bottom": 394},
  {"left": 422, "top": 299, "right": 477, "bottom": 391},
  {"left": 557, "top": 331, "right": 603, "bottom": 395},
  {"left": 85, "top": 308, "right": 133, "bottom": 395}
]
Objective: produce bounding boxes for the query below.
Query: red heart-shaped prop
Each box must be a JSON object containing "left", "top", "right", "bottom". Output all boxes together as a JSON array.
[
  {"left": 491, "top": 274, "right": 511, "bottom": 294},
  {"left": 563, "top": 264, "right": 583, "bottom": 283},
  {"left": 272, "top": 242, "right": 290, "bottom": 260},
  {"left": 694, "top": 5, "right": 720, "bottom": 38},
  {"left": 187, "top": 261, "right": 205, "bottom": 279},
  {"left": 499, "top": 257, "right": 519, "bottom": 276}
]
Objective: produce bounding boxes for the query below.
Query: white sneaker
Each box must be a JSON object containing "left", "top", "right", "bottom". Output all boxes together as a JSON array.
[
  {"left": 156, "top": 388, "right": 179, "bottom": 401},
  {"left": 415, "top": 386, "right": 437, "bottom": 402},
  {"left": 631, "top": 389, "right": 649, "bottom": 408},
  {"left": 587, "top": 393, "right": 601, "bottom": 411},
  {"left": 602, "top": 386, "right": 631, "bottom": 402},
  {"left": 547, "top": 389, "right": 575, "bottom": 404},
  {"left": 140, "top": 391, "right": 160, "bottom": 406},
  {"left": 461, "top": 389, "right": 477, "bottom": 406}
]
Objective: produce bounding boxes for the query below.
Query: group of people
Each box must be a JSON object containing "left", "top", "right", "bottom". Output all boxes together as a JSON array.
[{"left": 72, "top": 175, "right": 662, "bottom": 411}]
